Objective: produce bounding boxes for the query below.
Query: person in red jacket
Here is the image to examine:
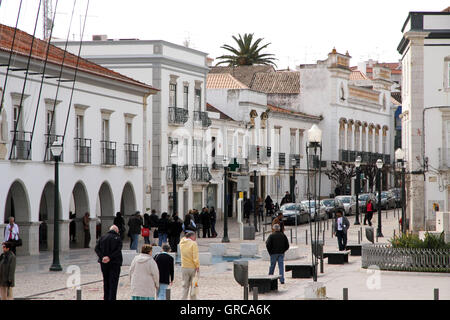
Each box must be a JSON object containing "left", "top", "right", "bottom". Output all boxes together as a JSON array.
[{"left": 364, "top": 199, "right": 374, "bottom": 226}]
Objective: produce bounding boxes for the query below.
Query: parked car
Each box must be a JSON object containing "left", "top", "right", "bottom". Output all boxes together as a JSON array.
[
  {"left": 301, "top": 200, "right": 326, "bottom": 221},
  {"left": 389, "top": 188, "right": 402, "bottom": 208},
  {"left": 273, "top": 203, "right": 309, "bottom": 225},
  {"left": 357, "top": 193, "right": 377, "bottom": 212},
  {"left": 335, "top": 195, "right": 356, "bottom": 216},
  {"left": 320, "top": 198, "right": 345, "bottom": 218},
  {"left": 375, "top": 191, "right": 397, "bottom": 210}
]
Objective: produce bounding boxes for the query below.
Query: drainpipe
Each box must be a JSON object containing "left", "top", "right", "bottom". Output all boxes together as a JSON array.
[{"left": 143, "top": 92, "right": 152, "bottom": 213}]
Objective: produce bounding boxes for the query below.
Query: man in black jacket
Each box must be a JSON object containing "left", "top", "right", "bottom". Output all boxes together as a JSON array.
[
  {"left": 266, "top": 224, "right": 289, "bottom": 284},
  {"left": 95, "top": 225, "right": 123, "bottom": 300},
  {"left": 149, "top": 210, "right": 160, "bottom": 245},
  {"left": 154, "top": 243, "right": 174, "bottom": 300},
  {"left": 128, "top": 212, "right": 142, "bottom": 251}
]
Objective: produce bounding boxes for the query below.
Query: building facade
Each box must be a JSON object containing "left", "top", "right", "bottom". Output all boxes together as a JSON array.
[
  {"left": 0, "top": 25, "right": 157, "bottom": 255},
  {"left": 397, "top": 10, "right": 450, "bottom": 232}
]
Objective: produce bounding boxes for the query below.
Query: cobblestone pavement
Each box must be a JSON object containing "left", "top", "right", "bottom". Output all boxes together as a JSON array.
[{"left": 12, "top": 208, "right": 450, "bottom": 300}]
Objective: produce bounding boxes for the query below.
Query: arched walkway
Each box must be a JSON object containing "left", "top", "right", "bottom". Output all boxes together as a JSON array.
[
  {"left": 70, "top": 181, "right": 90, "bottom": 249},
  {"left": 120, "top": 182, "right": 137, "bottom": 217},
  {"left": 38, "top": 181, "right": 62, "bottom": 252},
  {"left": 97, "top": 182, "right": 115, "bottom": 237}
]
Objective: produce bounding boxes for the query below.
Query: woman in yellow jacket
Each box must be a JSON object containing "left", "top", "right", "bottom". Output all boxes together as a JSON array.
[{"left": 179, "top": 231, "right": 200, "bottom": 300}]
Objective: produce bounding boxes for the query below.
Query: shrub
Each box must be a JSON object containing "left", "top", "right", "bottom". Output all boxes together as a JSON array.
[{"left": 389, "top": 231, "right": 450, "bottom": 249}]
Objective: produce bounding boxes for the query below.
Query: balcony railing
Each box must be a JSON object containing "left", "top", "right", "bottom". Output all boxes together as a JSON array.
[
  {"left": 101, "top": 141, "right": 116, "bottom": 165},
  {"left": 168, "top": 107, "right": 188, "bottom": 125},
  {"left": 194, "top": 111, "right": 212, "bottom": 128},
  {"left": 124, "top": 143, "right": 138, "bottom": 167},
  {"left": 44, "top": 134, "right": 64, "bottom": 162},
  {"left": 339, "top": 149, "right": 391, "bottom": 165},
  {"left": 10, "top": 131, "right": 32, "bottom": 160},
  {"left": 276, "top": 152, "right": 286, "bottom": 168},
  {"left": 166, "top": 165, "right": 189, "bottom": 182},
  {"left": 192, "top": 165, "right": 212, "bottom": 182},
  {"left": 74, "top": 137, "right": 91, "bottom": 164}
]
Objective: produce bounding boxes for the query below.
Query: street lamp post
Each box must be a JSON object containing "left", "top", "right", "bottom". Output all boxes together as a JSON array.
[
  {"left": 395, "top": 148, "right": 406, "bottom": 234},
  {"left": 49, "top": 141, "right": 63, "bottom": 272},
  {"left": 354, "top": 156, "right": 361, "bottom": 225},
  {"left": 290, "top": 157, "right": 297, "bottom": 204},
  {"left": 306, "top": 124, "right": 322, "bottom": 282},
  {"left": 222, "top": 156, "right": 230, "bottom": 243},
  {"left": 376, "top": 158, "right": 384, "bottom": 238},
  {"left": 170, "top": 152, "right": 178, "bottom": 217},
  {"left": 253, "top": 169, "right": 258, "bottom": 232}
]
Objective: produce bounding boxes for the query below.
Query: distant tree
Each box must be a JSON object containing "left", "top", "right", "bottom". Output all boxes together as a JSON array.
[
  {"left": 215, "top": 33, "right": 277, "bottom": 67},
  {"left": 324, "top": 162, "right": 356, "bottom": 195}
]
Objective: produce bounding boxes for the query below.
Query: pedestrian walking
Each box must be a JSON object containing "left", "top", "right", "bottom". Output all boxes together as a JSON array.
[
  {"left": 271, "top": 211, "right": 285, "bottom": 233},
  {"left": 243, "top": 197, "right": 253, "bottom": 224},
  {"left": 280, "top": 191, "right": 292, "bottom": 206},
  {"left": 334, "top": 211, "right": 350, "bottom": 251},
  {"left": 266, "top": 224, "right": 289, "bottom": 284},
  {"left": 142, "top": 213, "right": 151, "bottom": 244},
  {"left": 364, "top": 199, "right": 374, "bottom": 226},
  {"left": 200, "top": 207, "right": 211, "bottom": 238},
  {"left": 149, "top": 210, "right": 160, "bottom": 245},
  {"left": 168, "top": 214, "right": 183, "bottom": 253},
  {"left": 69, "top": 211, "right": 76, "bottom": 242},
  {"left": 95, "top": 225, "right": 123, "bottom": 300},
  {"left": 154, "top": 243, "right": 174, "bottom": 300},
  {"left": 157, "top": 212, "right": 170, "bottom": 247},
  {"left": 129, "top": 244, "right": 159, "bottom": 300},
  {"left": 183, "top": 214, "right": 197, "bottom": 233},
  {"left": 113, "top": 212, "right": 126, "bottom": 241},
  {"left": 83, "top": 212, "right": 91, "bottom": 248},
  {"left": 128, "top": 212, "right": 143, "bottom": 251},
  {"left": 210, "top": 207, "right": 217, "bottom": 237},
  {"left": 0, "top": 242, "right": 16, "bottom": 300},
  {"left": 179, "top": 231, "right": 200, "bottom": 300},
  {"left": 3, "top": 217, "right": 19, "bottom": 255},
  {"left": 265, "top": 195, "right": 274, "bottom": 217}
]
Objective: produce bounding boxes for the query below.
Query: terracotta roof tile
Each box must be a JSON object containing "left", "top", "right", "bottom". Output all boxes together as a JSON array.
[
  {"left": 206, "top": 73, "right": 249, "bottom": 89},
  {"left": 0, "top": 24, "right": 157, "bottom": 91},
  {"left": 209, "top": 65, "right": 275, "bottom": 87},
  {"left": 350, "top": 70, "right": 370, "bottom": 81},
  {"left": 267, "top": 104, "right": 321, "bottom": 121},
  {"left": 250, "top": 71, "right": 300, "bottom": 94}
]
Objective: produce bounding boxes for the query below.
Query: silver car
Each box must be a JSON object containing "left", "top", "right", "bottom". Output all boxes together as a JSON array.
[
  {"left": 335, "top": 196, "right": 356, "bottom": 216},
  {"left": 277, "top": 203, "right": 309, "bottom": 225},
  {"left": 301, "top": 200, "right": 326, "bottom": 221}
]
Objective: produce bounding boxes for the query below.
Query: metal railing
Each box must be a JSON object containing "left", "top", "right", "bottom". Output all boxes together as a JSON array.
[
  {"left": 194, "top": 111, "right": 212, "bottom": 128},
  {"left": 101, "top": 141, "right": 116, "bottom": 165},
  {"left": 44, "top": 134, "right": 64, "bottom": 162},
  {"left": 276, "top": 152, "right": 286, "bottom": 168},
  {"left": 124, "top": 143, "right": 138, "bottom": 167},
  {"left": 166, "top": 165, "right": 189, "bottom": 182},
  {"left": 74, "top": 138, "right": 91, "bottom": 164},
  {"left": 191, "top": 165, "right": 212, "bottom": 182},
  {"left": 168, "top": 107, "right": 188, "bottom": 125},
  {"left": 10, "top": 131, "right": 32, "bottom": 160},
  {"left": 339, "top": 150, "right": 390, "bottom": 165},
  {"left": 362, "top": 244, "right": 450, "bottom": 272}
]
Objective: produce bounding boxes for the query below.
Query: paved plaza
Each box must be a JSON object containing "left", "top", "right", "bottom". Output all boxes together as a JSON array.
[{"left": 12, "top": 209, "right": 450, "bottom": 300}]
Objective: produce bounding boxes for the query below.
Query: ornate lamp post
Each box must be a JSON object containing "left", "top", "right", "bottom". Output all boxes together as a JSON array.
[
  {"left": 376, "top": 158, "right": 384, "bottom": 238},
  {"left": 290, "top": 157, "right": 297, "bottom": 204},
  {"left": 170, "top": 151, "right": 180, "bottom": 217},
  {"left": 395, "top": 148, "right": 406, "bottom": 234},
  {"left": 222, "top": 156, "right": 230, "bottom": 243},
  {"left": 354, "top": 156, "right": 361, "bottom": 225},
  {"left": 306, "top": 124, "right": 322, "bottom": 282},
  {"left": 49, "top": 141, "right": 63, "bottom": 272}
]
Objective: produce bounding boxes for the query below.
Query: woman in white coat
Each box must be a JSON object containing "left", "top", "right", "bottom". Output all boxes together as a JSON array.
[{"left": 129, "top": 244, "right": 159, "bottom": 300}]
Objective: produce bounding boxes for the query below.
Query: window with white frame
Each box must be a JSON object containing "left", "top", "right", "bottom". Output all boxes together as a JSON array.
[
  {"left": 183, "top": 85, "right": 189, "bottom": 109},
  {"left": 290, "top": 130, "right": 296, "bottom": 155},
  {"left": 102, "top": 118, "right": 110, "bottom": 142},
  {"left": 195, "top": 89, "right": 201, "bottom": 111},
  {"left": 169, "top": 83, "right": 177, "bottom": 108},
  {"left": 347, "top": 123, "right": 353, "bottom": 150},
  {"left": 76, "top": 114, "right": 84, "bottom": 139},
  {"left": 354, "top": 124, "right": 360, "bottom": 151},
  {"left": 375, "top": 128, "right": 380, "bottom": 153},
  {"left": 368, "top": 127, "right": 373, "bottom": 152},
  {"left": 339, "top": 121, "right": 345, "bottom": 150}
]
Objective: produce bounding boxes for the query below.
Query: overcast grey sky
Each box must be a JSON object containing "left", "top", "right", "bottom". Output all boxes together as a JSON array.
[{"left": 1, "top": 0, "right": 449, "bottom": 68}]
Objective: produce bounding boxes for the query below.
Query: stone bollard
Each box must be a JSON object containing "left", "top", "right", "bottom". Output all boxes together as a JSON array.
[
  {"left": 253, "top": 287, "right": 258, "bottom": 300},
  {"left": 77, "top": 289, "right": 82, "bottom": 300},
  {"left": 343, "top": 288, "right": 348, "bottom": 300},
  {"left": 434, "top": 288, "right": 439, "bottom": 300}
]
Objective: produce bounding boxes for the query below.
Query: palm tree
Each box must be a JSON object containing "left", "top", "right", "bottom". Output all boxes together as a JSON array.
[{"left": 215, "top": 33, "right": 277, "bottom": 67}]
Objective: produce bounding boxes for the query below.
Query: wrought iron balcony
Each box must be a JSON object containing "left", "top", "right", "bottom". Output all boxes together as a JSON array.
[
  {"left": 194, "top": 111, "right": 212, "bottom": 128},
  {"left": 74, "top": 137, "right": 91, "bottom": 164},
  {"left": 44, "top": 134, "right": 64, "bottom": 162},
  {"left": 10, "top": 131, "right": 32, "bottom": 160},
  {"left": 191, "top": 165, "right": 212, "bottom": 182},
  {"left": 101, "top": 141, "right": 116, "bottom": 165},
  {"left": 168, "top": 107, "right": 189, "bottom": 125},
  {"left": 166, "top": 165, "right": 189, "bottom": 182},
  {"left": 124, "top": 143, "right": 138, "bottom": 167},
  {"left": 339, "top": 149, "right": 390, "bottom": 165}
]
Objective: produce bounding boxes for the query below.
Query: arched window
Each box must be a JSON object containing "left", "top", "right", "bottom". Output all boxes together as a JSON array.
[
  {"left": 362, "top": 123, "right": 367, "bottom": 152},
  {"left": 382, "top": 126, "right": 388, "bottom": 154},
  {"left": 354, "top": 122, "right": 361, "bottom": 151},
  {"left": 375, "top": 126, "right": 380, "bottom": 153},
  {"left": 368, "top": 124, "right": 374, "bottom": 152},
  {"left": 347, "top": 120, "right": 353, "bottom": 150},
  {"left": 339, "top": 119, "right": 346, "bottom": 150}
]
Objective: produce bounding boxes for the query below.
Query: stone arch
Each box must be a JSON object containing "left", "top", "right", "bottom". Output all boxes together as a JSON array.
[
  {"left": 120, "top": 181, "right": 137, "bottom": 218},
  {"left": 339, "top": 118, "right": 347, "bottom": 150},
  {"left": 70, "top": 181, "right": 90, "bottom": 249},
  {"left": 38, "top": 181, "right": 62, "bottom": 252},
  {"left": 97, "top": 181, "right": 115, "bottom": 237},
  {"left": 4, "top": 179, "right": 30, "bottom": 224}
]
